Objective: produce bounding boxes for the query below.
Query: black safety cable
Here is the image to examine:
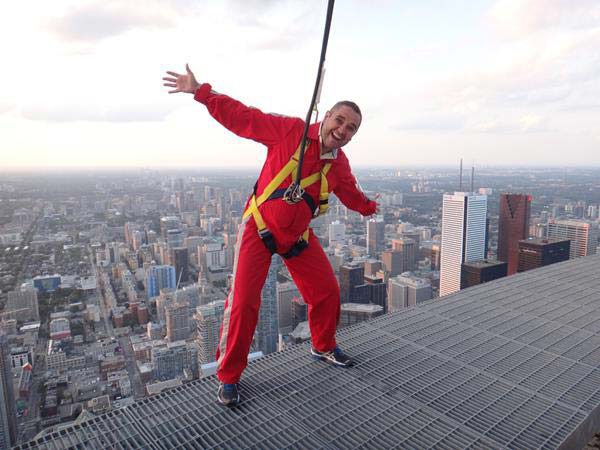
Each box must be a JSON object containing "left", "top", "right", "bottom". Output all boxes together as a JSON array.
[{"left": 283, "top": 0, "right": 335, "bottom": 204}]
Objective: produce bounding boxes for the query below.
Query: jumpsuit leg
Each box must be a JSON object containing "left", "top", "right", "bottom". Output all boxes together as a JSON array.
[
  {"left": 216, "top": 217, "right": 273, "bottom": 384},
  {"left": 283, "top": 229, "right": 340, "bottom": 352}
]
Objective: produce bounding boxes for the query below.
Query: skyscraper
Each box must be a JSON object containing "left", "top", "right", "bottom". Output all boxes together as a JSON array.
[
  {"left": 277, "top": 282, "right": 300, "bottom": 334},
  {"left": 151, "top": 341, "right": 198, "bottom": 381},
  {"left": 145, "top": 265, "right": 177, "bottom": 299},
  {"left": 440, "top": 192, "right": 487, "bottom": 297},
  {"left": 517, "top": 238, "right": 570, "bottom": 272},
  {"left": 194, "top": 300, "right": 226, "bottom": 365},
  {"left": 169, "top": 247, "right": 190, "bottom": 285},
  {"left": 156, "top": 288, "right": 176, "bottom": 324},
  {"left": 328, "top": 221, "right": 346, "bottom": 247},
  {"left": 547, "top": 219, "right": 598, "bottom": 259},
  {"left": 366, "top": 218, "right": 385, "bottom": 256},
  {"left": 339, "top": 263, "right": 364, "bottom": 303},
  {"left": 165, "top": 303, "right": 191, "bottom": 342},
  {"left": 381, "top": 250, "right": 402, "bottom": 277},
  {"left": 256, "top": 257, "right": 279, "bottom": 356},
  {"left": 497, "top": 193, "right": 531, "bottom": 275},
  {"left": 391, "top": 237, "right": 417, "bottom": 272},
  {"left": 0, "top": 333, "right": 16, "bottom": 449}
]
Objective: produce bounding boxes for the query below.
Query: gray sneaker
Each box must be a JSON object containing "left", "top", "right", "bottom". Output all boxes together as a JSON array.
[
  {"left": 217, "top": 383, "right": 240, "bottom": 407},
  {"left": 311, "top": 346, "right": 354, "bottom": 367}
]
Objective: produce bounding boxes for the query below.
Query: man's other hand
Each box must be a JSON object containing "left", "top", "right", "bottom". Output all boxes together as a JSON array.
[{"left": 163, "top": 64, "right": 200, "bottom": 94}]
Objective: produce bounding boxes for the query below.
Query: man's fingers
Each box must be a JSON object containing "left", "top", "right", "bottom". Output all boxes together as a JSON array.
[
  {"left": 163, "top": 83, "right": 177, "bottom": 88},
  {"left": 162, "top": 77, "right": 177, "bottom": 82},
  {"left": 168, "top": 89, "right": 181, "bottom": 94},
  {"left": 186, "top": 63, "right": 192, "bottom": 74},
  {"left": 166, "top": 71, "right": 181, "bottom": 77}
]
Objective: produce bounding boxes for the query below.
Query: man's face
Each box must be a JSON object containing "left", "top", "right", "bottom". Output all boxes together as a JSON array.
[{"left": 321, "top": 105, "right": 361, "bottom": 151}]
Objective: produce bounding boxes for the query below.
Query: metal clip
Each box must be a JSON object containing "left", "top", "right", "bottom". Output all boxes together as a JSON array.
[{"left": 282, "top": 183, "right": 304, "bottom": 205}]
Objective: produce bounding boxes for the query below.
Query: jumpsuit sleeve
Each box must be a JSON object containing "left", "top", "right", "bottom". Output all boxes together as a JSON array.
[
  {"left": 332, "top": 151, "right": 377, "bottom": 216},
  {"left": 194, "top": 83, "right": 301, "bottom": 147}
]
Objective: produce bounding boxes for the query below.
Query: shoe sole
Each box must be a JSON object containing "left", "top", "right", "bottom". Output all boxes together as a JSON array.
[{"left": 310, "top": 349, "right": 353, "bottom": 367}]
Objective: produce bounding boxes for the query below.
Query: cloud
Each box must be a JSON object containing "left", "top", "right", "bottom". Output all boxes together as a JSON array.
[
  {"left": 20, "top": 102, "right": 175, "bottom": 123},
  {"left": 394, "top": 114, "right": 464, "bottom": 132},
  {"left": 44, "top": 1, "right": 176, "bottom": 44},
  {"left": 488, "top": 0, "right": 600, "bottom": 39},
  {"left": 226, "top": 0, "right": 321, "bottom": 51},
  {"left": 0, "top": 100, "right": 15, "bottom": 115}
]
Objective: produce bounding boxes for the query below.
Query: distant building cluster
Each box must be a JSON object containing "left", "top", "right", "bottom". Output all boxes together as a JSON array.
[{"left": 1, "top": 166, "right": 599, "bottom": 446}]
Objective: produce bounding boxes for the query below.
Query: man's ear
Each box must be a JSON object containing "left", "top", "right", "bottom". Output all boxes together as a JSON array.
[{"left": 323, "top": 110, "right": 332, "bottom": 120}]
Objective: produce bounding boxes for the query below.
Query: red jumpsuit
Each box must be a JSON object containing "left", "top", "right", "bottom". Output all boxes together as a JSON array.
[{"left": 194, "top": 83, "right": 377, "bottom": 384}]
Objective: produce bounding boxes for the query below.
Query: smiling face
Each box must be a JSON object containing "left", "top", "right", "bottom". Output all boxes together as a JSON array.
[{"left": 320, "top": 104, "right": 362, "bottom": 153}]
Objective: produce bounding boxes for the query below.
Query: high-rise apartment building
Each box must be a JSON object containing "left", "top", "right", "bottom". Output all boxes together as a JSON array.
[
  {"left": 194, "top": 300, "right": 226, "bottom": 365},
  {"left": 440, "top": 192, "right": 487, "bottom": 297},
  {"left": 160, "top": 216, "right": 181, "bottom": 239},
  {"left": 277, "top": 282, "right": 300, "bottom": 334},
  {"left": 498, "top": 194, "right": 531, "bottom": 275},
  {"left": 256, "top": 258, "right": 279, "bottom": 356},
  {"left": 328, "top": 221, "right": 346, "bottom": 247},
  {"left": 165, "top": 303, "right": 191, "bottom": 342},
  {"left": 390, "top": 237, "right": 417, "bottom": 272},
  {"left": 169, "top": 247, "right": 190, "bottom": 285},
  {"left": 145, "top": 265, "right": 177, "bottom": 299},
  {"left": 0, "top": 334, "right": 16, "bottom": 449},
  {"left": 547, "top": 219, "right": 598, "bottom": 259},
  {"left": 367, "top": 218, "right": 385, "bottom": 256},
  {"left": 517, "top": 238, "right": 570, "bottom": 272},
  {"left": 381, "top": 250, "right": 402, "bottom": 277},
  {"left": 387, "top": 274, "right": 432, "bottom": 312},
  {"left": 151, "top": 341, "right": 198, "bottom": 381},
  {"left": 156, "top": 289, "right": 176, "bottom": 324}
]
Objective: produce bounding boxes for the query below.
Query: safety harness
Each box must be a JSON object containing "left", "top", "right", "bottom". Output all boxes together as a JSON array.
[{"left": 243, "top": 143, "right": 331, "bottom": 259}]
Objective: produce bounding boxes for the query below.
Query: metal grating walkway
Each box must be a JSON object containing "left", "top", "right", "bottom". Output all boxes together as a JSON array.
[{"left": 17, "top": 254, "right": 600, "bottom": 449}]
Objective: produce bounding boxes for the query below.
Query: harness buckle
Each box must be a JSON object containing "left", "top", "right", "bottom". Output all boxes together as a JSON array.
[
  {"left": 282, "top": 182, "right": 305, "bottom": 205},
  {"left": 281, "top": 237, "right": 309, "bottom": 259},
  {"left": 257, "top": 229, "right": 277, "bottom": 255}
]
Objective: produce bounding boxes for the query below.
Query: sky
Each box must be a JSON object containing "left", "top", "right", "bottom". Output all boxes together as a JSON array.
[{"left": 1, "top": 0, "right": 599, "bottom": 170}]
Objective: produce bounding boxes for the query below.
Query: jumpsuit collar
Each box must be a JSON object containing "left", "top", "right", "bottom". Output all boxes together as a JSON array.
[{"left": 309, "top": 122, "right": 339, "bottom": 160}]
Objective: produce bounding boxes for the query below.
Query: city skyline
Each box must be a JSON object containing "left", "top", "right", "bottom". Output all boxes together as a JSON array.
[{"left": 2, "top": 0, "right": 600, "bottom": 169}]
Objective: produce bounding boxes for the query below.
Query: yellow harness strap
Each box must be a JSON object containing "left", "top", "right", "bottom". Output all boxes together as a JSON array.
[{"left": 242, "top": 144, "right": 331, "bottom": 247}]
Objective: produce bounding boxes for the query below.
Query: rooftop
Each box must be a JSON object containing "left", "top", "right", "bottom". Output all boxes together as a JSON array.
[
  {"left": 18, "top": 254, "right": 600, "bottom": 449},
  {"left": 462, "top": 259, "right": 508, "bottom": 269}
]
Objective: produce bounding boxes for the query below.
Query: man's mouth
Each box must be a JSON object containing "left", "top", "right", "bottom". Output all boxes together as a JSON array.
[{"left": 331, "top": 131, "right": 343, "bottom": 142}]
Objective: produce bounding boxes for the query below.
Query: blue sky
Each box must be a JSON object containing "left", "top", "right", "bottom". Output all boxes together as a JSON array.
[{"left": 1, "top": 0, "right": 599, "bottom": 169}]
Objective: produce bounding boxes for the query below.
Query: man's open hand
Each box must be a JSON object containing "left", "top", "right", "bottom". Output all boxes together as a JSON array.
[{"left": 163, "top": 64, "right": 200, "bottom": 94}]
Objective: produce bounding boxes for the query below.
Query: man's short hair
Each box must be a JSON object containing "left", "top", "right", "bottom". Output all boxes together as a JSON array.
[{"left": 331, "top": 100, "right": 362, "bottom": 118}]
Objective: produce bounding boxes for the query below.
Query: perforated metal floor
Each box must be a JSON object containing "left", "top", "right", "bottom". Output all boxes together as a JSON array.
[{"left": 17, "top": 255, "right": 600, "bottom": 449}]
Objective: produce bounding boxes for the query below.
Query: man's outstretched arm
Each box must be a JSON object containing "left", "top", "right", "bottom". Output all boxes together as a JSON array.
[{"left": 163, "top": 65, "right": 301, "bottom": 147}]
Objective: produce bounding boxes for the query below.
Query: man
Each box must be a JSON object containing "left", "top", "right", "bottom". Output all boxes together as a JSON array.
[{"left": 163, "top": 65, "right": 379, "bottom": 406}]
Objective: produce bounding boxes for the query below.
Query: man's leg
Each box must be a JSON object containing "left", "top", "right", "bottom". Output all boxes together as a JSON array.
[
  {"left": 216, "top": 217, "right": 272, "bottom": 385},
  {"left": 283, "top": 229, "right": 340, "bottom": 353}
]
